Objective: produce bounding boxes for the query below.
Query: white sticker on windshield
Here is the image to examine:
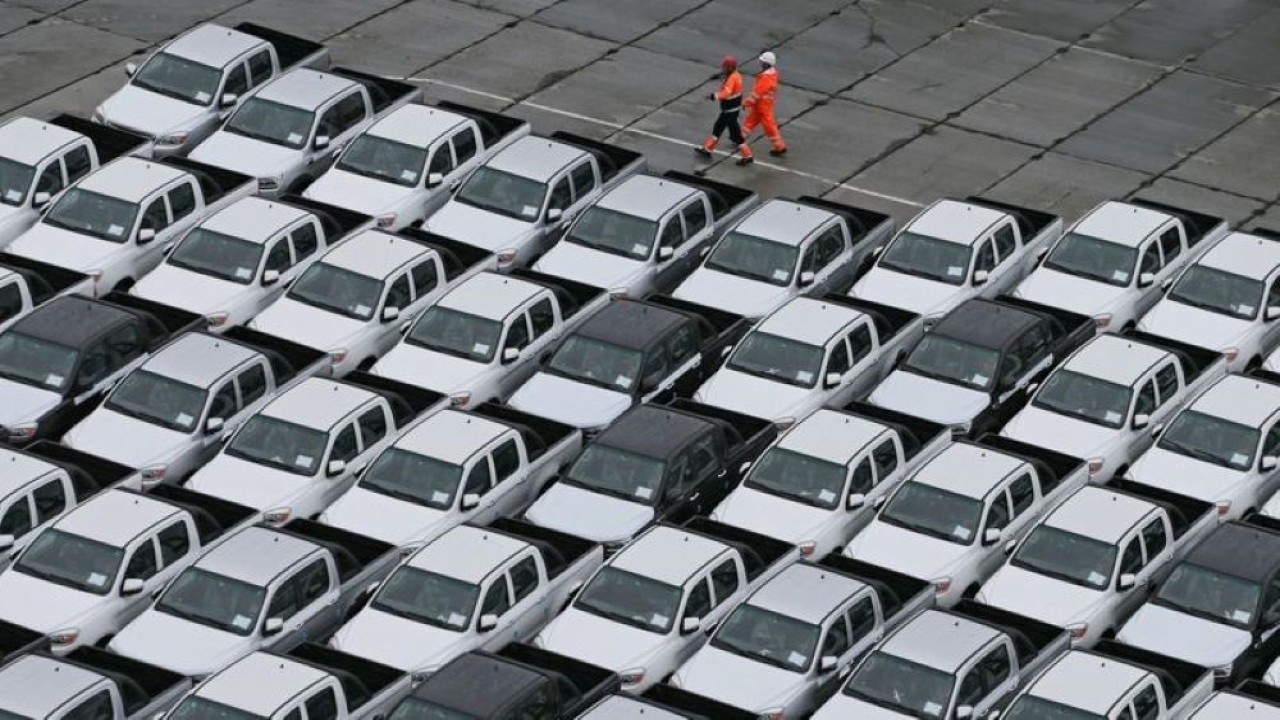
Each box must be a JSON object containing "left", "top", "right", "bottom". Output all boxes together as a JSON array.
[
  {"left": 787, "top": 651, "right": 808, "bottom": 668},
  {"left": 972, "top": 373, "right": 988, "bottom": 385},
  {"left": 287, "top": 132, "right": 303, "bottom": 144},
  {"left": 1105, "top": 411, "right": 1122, "bottom": 424},
  {"left": 87, "top": 572, "right": 107, "bottom": 588},
  {"left": 232, "top": 614, "right": 252, "bottom": 630},
  {"left": 796, "top": 370, "right": 814, "bottom": 384},
  {"left": 952, "top": 525, "right": 971, "bottom": 541},
  {"left": 771, "top": 269, "right": 789, "bottom": 281},
  {"left": 946, "top": 266, "right": 963, "bottom": 277},
  {"left": 616, "top": 375, "right": 633, "bottom": 389},
  {"left": 107, "top": 224, "right": 125, "bottom": 237},
  {"left": 632, "top": 243, "right": 648, "bottom": 255},
  {"left": 432, "top": 490, "right": 451, "bottom": 504},
  {"left": 194, "top": 91, "right": 211, "bottom": 103},
  {"left": 1232, "top": 452, "right": 1250, "bottom": 467},
  {"left": 175, "top": 412, "right": 194, "bottom": 428},
  {"left": 1088, "top": 571, "right": 1106, "bottom": 586},
  {"left": 635, "top": 486, "right": 653, "bottom": 500},
  {"left": 923, "top": 702, "right": 943, "bottom": 717},
  {"left": 354, "top": 304, "right": 371, "bottom": 316},
  {"left": 650, "top": 613, "right": 668, "bottom": 627},
  {"left": 1238, "top": 304, "right": 1255, "bottom": 315},
  {"left": 1233, "top": 610, "right": 1253, "bottom": 623},
  {"left": 45, "top": 373, "right": 64, "bottom": 387},
  {"left": 818, "top": 489, "right": 836, "bottom": 503},
  {"left": 1112, "top": 270, "right": 1128, "bottom": 282},
  {"left": 4, "top": 190, "right": 20, "bottom": 202},
  {"left": 234, "top": 267, "right": 252, "bottom": 280},
  {"left": 473, "top": 343, "right": 490, "bottom": 354},
  {"left": 295, "top": 454, "right": 313, "bottom": 468},
  {"left": 447, "top": 612, "right": 467, "bottom": 627},
  {"left": 521, "top": 205, "right": 538, "bottom": 219},
  {"left": 400, "top": 170, "right": 419, "bottom": 183}
]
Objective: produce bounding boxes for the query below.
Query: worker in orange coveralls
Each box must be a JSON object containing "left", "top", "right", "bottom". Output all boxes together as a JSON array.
[
  {"left": 696, "top": 55, "right": 754, "bottom": 166},
  {"left": 742, "top": 51, "right": 787, "bottom": 156}
]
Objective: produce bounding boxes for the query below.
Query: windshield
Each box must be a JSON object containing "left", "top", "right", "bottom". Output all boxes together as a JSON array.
[
  {"left": 454, "top": 166, "right": 545, "bottom": 221},
  {"left": 727, "top": 331, "right": 824, "bottom": 388},
  {"left": 1032, "top": 370, "right": 1132, "bottom": 428},
  {"left": 903, "top": 335, "right": 1001, "bottom": 391},
  {"left": 712, "top": 604, "right": 820, "bottom": 673},
  {"left": 225, "top": 98, "right": 315, "bottom": 150},
  {"left": 337, "top": 135, "right": 428, "bottom": 187},
  {"left": 879, "top": 231, "right": 972, "bottom": 285},
  {"left": 1003, "top": 697, "right": 1103, "bottom": 720},
  {"left": 564, "top": 444, "right": 666, "bottom": 505},
  {"left": 388, "top": 699, "right": 478, "bottom": 720},
  {"left": 132, "top": 52, "right": 220, "bottom": 106},
  {"left": 1159, "top": 410, "right": 1260, "bottom": 470},
  {"left": 168, "top": 228, "right": 263, "bottom": 284},
  {"left": 547, "top": 335, "right": 643, "bottom": 393},
  {"left": 156, "top": 567, "right": 266, "bottom": 636},
  {"left": 14, "top": 529, "right": 123, "bottom": 595},
  {"left": 1044, "top": 232, "right": 1138, "bottom": 287},
  {"left": 0, "top": 331, "right": 78, "bottom": 392},
  {"left": 705, "top": 231, "right": 798, "bottom": 286},
  {"left": 745, "top": 448, "right": 846, "bottom": 509},
  {"left": 0, "top": 711, "right": 29, "bottom": 720},
  {"left": 106, "top": 370, "right": 207, "bottom": 433},
  {"left": 844, "top": 651, "right": 955, "bottom": 717},
  {"left": 565, "top": 207, "right": 659, "bottom": 261},
  {"left": 288, "top": 263, "right": 383, "bottom": 321},
  {"left": 1156, "top": 563, "right": 1262, "bottom": 629},
  {"left": 168, "top": 696, "right": 268, "bottom": 720},
  {"left": 880, "top": 481, "right": 983, "bottom": 545},
  {"left": 576, "top": 566, "right": 682, "bottom": 634},
  {"left": 1013, "top": 526, "right": 1117, "bottom": 590},
  {"left": 358, "top": 447, "right": 463, "bottom": 510},
  {"left": 226, "top": 415, "right": 328, "bottom": 475},
  {"left": 43, "top": 188, "right": 139, "bottom": 243},
  {"left": 1167, "top": 265, "right": 1264, "bottom": 320},
  {"left": 372, "top": 566, "right": 479, "bottom": 631},
  {"left": 0, "top": 158, "right": 34, "bottom": 207},
  {"left": 407, "top": 306, "right": 502, "bottom": 363}
]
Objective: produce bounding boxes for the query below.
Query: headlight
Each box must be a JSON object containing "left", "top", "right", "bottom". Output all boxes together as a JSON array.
[
  {"left": 923, "top": 313, "right": 944, "bottom": 329},
  {"left": 775, "top": 416, "right": 796, "bottom": 431},
  {"left": 1065, "top": 622, "right": 1089, "bottom": 641},
  {"left": 602, "top": 540, "right": 626, "bottom": 556},
  {"left": 758, "top": 709, "right": 785, "bottom": 720},
  {"left": 5, "top": 422, "right": 38, "bottom": 441},
  {"left": 410, "top": 665, "right": 441, "bottom": 685},
  {"left": 205, "top": 311, "right": 230, "bottom": 328},
  {"left": 450, "top": 391, "right": 471, "bottom": 408},
  {"left": 497, "top": 248, "right": 517, "bottom": 266},
  {"left": 618, "top": 667, "right": 646, "bottom": 688},
  {"left": 258, "top": 177, "right": 281, "bottom": 192},
  {"left": 376, "top": 213, "right": 397, "bottom": 229},
  {"left": 329, "top": 348, "right": 348, "bottom": 365},
  {"left": 264, "top": 507, "right": 292, "bottom": 525},
  {"left": 157, "top": 132, "right": 189, "bottom": 147},
  {"left": 931, "top": 576, "right": 953, "bottom": 594},
  {"left": 140, "top": 464, "right": 168, "bottom": 486},
  {"left": 1223, "top": 347, "right": 1240, "bottom": 363},
  {"left": 951, "top": 422, "right": 971, "bottom": 438},
  {"left": 1093, "top": 313, "right": 1112, "bottom": 330},
  {"left": 1213, "top": 662, "right": 1233, "bottom": 681},
  {"left": 797, "top": 540, "right": 817, "bottom": 557},
  {"left": 1215, "top": 499, "right": 1232, "bottom": 517},
  {"left": 608, "top": 287, "right": 628, "bottom": 299},
  {"left": 49, "top": 627, "right": 80, "bottom": 646},
  {"left": 1087, "top": 457, "right": 1104, "bottom": 476}
]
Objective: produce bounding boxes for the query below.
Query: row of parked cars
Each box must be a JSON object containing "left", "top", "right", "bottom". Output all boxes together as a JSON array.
[{"left": 2, "top": 17, "right": 1280, "bottom": 720}]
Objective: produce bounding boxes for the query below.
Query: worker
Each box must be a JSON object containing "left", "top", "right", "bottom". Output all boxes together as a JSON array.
[
  {"left": 742, "top": 51, "right": 786, "bottom": 156},
  {"left": 696, "top": 55, "right": 754, "bottom": 166}
]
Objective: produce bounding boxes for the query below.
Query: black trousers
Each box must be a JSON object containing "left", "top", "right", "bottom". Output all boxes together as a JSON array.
[{"left": 711, "top": 110, "right": 744, "bottom": 145}]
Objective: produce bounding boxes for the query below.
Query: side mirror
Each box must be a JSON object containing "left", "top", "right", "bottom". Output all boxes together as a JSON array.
[
  {"left": 846, "top": 493, "right": 866, "bottom": 510},
  {"left": 956, "top": 707, "right": 974, "bottom": 720},
  {"left": 0, "top": 534, "right": 13, "bottom": 552},
  {"left": 121, "top": 578, "right": 145, "bottom": 596},
  {"left": 220, "top": 93, "right": 239, "bottom": 108},
  {"left": 1003, "top": 538, "right": 1018, "bottom": 555},
  {"left": 31, "top": 191, "right": 51, "bottom": 209},
  {"left": 381, "top": 306, "right": 400, "bottom": 323},
  {"left": 721, "top": 344, "right": 735, "bottom": 358},
  {"left": 823, "top": 372, "right": 842, "bottom": 389},
  {"left": 1138, "top": 272, "right": 1156, "bottom": 288},
  {"left": 1118, "top": 573, "right": 1137, "bottom": 591},
  {"left": 546, "top": 208, "right": 563, "bottom": 223},
  {"left": 263, "top": 617, "right": 284, "bottom": 636},
  {"left": 1268, "top": 307, "right": 1280, "bottom": 322},
  {"left": 137, "top": 227, "right": 156, "bottom": 244},
  {"left": 872, "top": 494, "right": 887, "bottom": 509},
  {"left": 205, "top": 416, "right": 224, "bottom": 435},
  {"left": 426, "top": 172, "right": 444, "bottom": 188},
  {"left": 972, "top": 270, "right": 989, "bottom": 286},
  {"left": 125, "top": 62, "right": 137, "bottom": 77},
  {"left": 658, "top": 246, "right": 674, "bottom": 261},
  {"left": 477, "top": 613, "right": 498, "bottom": 632},
  {"left": 680, "top": 617, "right": 701, "bottom": 635},
  {"left": 1132, "top": 413, "right": 1150, "bottom": 430},
  {"left": 982, "top": 528, "right": 1003, "bottom": 546},
  {"left": 1263, "top": 456, "right": 1278, "bottom": 471},
  {"left": 738, "top": 461, "right": 752, "bottom": 475},
  {"left": 871, "top": 245, "right": 884, "bottom": 258},
  {"left": 818, "top": 656, "right": 838, "bottom": 673},
  {"left": 460, "top": 493, "right": 480, "bottom": 510},
  {"left": 262, "top": 269, "right": 280, "bottom": 286},
  {"left": 326, "top": 459, "right": 347, "bottom": 477},
  {"left": 314, "top": 135, "right": 331, "bottom": 150},
  {"left": 501, "top": 347, "right": 520, "bottom": 364},
  {"left": 798, "top": 271, "right": 816, "bottom": 287},
  {"left": 1025, "top": 382, "right": 1040, "bottom": 396}
]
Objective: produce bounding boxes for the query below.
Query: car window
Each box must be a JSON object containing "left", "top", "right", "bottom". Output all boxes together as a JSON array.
[
  {"left": 103, "top": 322, "right": 146, "bottom": 365},
  {"left": 1009, "top": 474, "right": 1035, "bottom": 517},
  {"left": 36, "top": 161, "right": 63, "bottom": 195},
  {"left": 1120, "top": 536, "right": 1145, "bottom": 576},
  {"left": 815, "top": 226, "right": 844, "bottom": 267},
  {"left": 452, "top": 129, "right": 477, "bottom": 165},
  {"left": 682, "top": 200, "right": 708, "bottom": 236},
  {"left": 224, "top": 63, "right": 249, "bottom": 97},
  {"left": 1141, "top": 519, "right": 1167, "bottom": 558},
  {"left": 1158, "top": 228, "right": 1181, "bottom": 264},
  {"left": 493, "top": 439, "right": 521, "bottom": 481},
  {"left": 871, "top": 439, "right": 898, "bottom": 479},
  {"left": 330, "top": 424, "right": 360, "bottom": 464},
  {"left": 1134, "top": 380, "right": 1157, "bottom": 417},
  {"left": 688, "top": 433, "right": 719, "bottom": 479},
  {"left": 1133, "top": 684, "right": 1160, "bottom": 720},
  {"left": 510, "top": 555, "right": 539, "bottom": 603},
  {"left": 63, "top": 690, "right": 113, "bottom": 720},
  {"left": 158, "top": 522, "right": 189, "bottom": 567},
  {"left": 548, "top": 178, "right": 572, "bottom": 212},
  {"left": 247, "top": 50, "right": 272, "bottom": 86},
  {"left": 529, "top": 298, "right": 554, "bottom": 339},
  {"left": 238, "top": 364, "right": 267, "bottom": 406},
  {"left": 826, "top": 338, "right": 851, "bottom": 376},
  {"left": 78, "top": 345, "right": 111, "bottom": 388},
  {"left": 32, "top": 480, "right": 66, "bottom": 523},
  {"left": 141, "top": 196, "right": 169, "bottom": 231},
  {"left": 464, "top": 459, "right": 493, "bottom": 496},
  {"left": 305, "top": 688, "right": 338, "bottom": 720},
  {"left": 386, "top": 274, "right": 411, "bottom": 311},
  {"left": 710, "top": 560, "right": 738, "bottom": 604},
  {"left": 410, "top": 261, "right": 438, "bottom": 301},
  {"left": 292, "top": 223, "right": 319, "bottom": 261},
  {"left": 848, "top": 597, "right": 876, "bottom": 640},
  {"left": 0, "top": 283, "right": 22, "bottom": 323},
  {"left": 684, "top": 578, "right": 712, "bottom": 619},
  {"left": 822, "top": 614, "right": 852, "bottom": 657},
  {"left": 1154, "top": 364, "right": 1178, "bottom": 405},
  {"left": 125, "top": 540, "right": 158, "bottom": 581},
  {"left": 848, "top": 324, "right": 873, "bottom": 364},
  {"left": 264, "top": 239, "right": 292, "bottom": 274},
  {"left": 505, "top": 315, "right": 531, "bottom": 351},
  {"left": 269, "top": 559, "right": 330, "bottom": 621},
  {"left": 1265, "top": 424, "right": 1280, "bottom": 459},
  {"left": 957, "top": 666, "right": 985, "bottom": 708},
  {"left": 169, "top": 183, "right": 196, "bottom": 222},
  {"left": 1268, "top": 281, "right": 1280, "bottom": 312},
  {"left": 994, "top": 224, "right": 1017, "bottom": 261},
  {"left": 428, "top": 145, "right": 454, "bottom": 178},
  {"left": 64, "top": 146, "right": 92, "bottom": 183},
  {"left": 357, "top": 408, "right": 387, "bottom": 447},
  {"left": 569, "top": 162, "right": 595, "bottom": 200},
  {"left": 283, "top": 709, "right": 301, "bottom": 720},
  {"left": 333, "top": 93, "right": 366, "bottom": 135},
  {"left": 1118, "top": 707, "right": 1135, "bottom": 720},
  {"left": 985, "top": 492, "right": 1011, "bottom": 531},
  {"left": 1140, "top": 242, "right": 1162, "bottom": 276},
  {"left": 0, "top": 498, "right": 31, "bottom": 537},
  {"left": 659, "top": 218, "right": 684, "bottom": 251},
  {"left": 481, "top": 576, "right": 512, "bottom": 617},
  {"left": 669, "top": 324, "right": 697, "bottom": 365},
  {"left": 850, "top": 458, "right": 874, "bottom": 494},
  {"left": 974, "top": 239, "right": 996, "bottom": 275},
  {"left": 977, "top": 646, "right": 1012, "bottom": 696},
  {"left": 209, "top": 382, "right": 238, "bottom": 421},
  {"left": 510, "top": 686, "right": 552, "bottom": 720}
]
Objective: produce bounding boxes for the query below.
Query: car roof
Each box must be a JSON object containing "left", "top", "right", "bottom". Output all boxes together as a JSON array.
[
  {"left": 197, "top": 526, "right": 319, "bottom": 584},
  {"left": 881, "top": 609, "right": 1002, "bottom": 672},
  {"left": 260, "top": 377, "right": 379, "bottom": 430},
  {"left": 1043, "top": 486, "right": 1154, "bottom": 543},
  {"left": 11, "top": 295, "right": 135, "bottom": 348},
  {"left": 393, "top": 410, "right": 510, "bottom": 465},
  {"left": 255, "top": 68, "right": 359, "bottom": 110},
  {"left": 365, "top": 104, "right": 469, "bottom": 148},
  {"left": 1190, "top": 691, "right": 1280, "bottom": 719},
  {"left": 1196, "top": 232, "right": 1280, "bottom": 280},
  {"left": 0, "top": 654, "right": 103, "bottom": 717},
  {"left": 198, "top": 652, "right": 329, "bottom": 715},
  {"left": 906, "top": 199, "right": 1007, "bottom": 247},
  {"left": 1188, "top": 374, "right": 1280, "bottom": 428},
  {"left": 0, "top": 117, "right": 84, "bottom": 165},
  {"left": 597, "top": 404, "right": 716, "bottom": 461},
  {"left": 437, "top": 272, "right": 546, "bottom": 321},
  {"left": 573, "top": 299, "right": 689, "bottom": 351},
  {"left": 775, "top": 409, "right": 890, "bottom": 466},
  {"left": 164, "top": 23, "right": 265, "bottom": 68},
  {"left": 1073, "top": 201, "right": 1171, "bottom": 247},
  {"left": 487, "top": 135, "right": 588, "bottom": 182},
  {"left": 932, "top": 298, "right": 1043, "bottom": 350},
  {"left": 78, "top": 157, "right": 187, "bottom": 202},
  {"left": 1024, "top": 650, "right": 1151, "bottom": 714},
  {"left": 754, "top": 296, "right": 864, "bottom": 345},
  {"left": 55, "top": 489, "right": 181, "bottom": 546},
  {"left": 413, "top": 652, "right": 541, "bottom": 716},
  {"left": 202, "top": 196, "right": 312, "bottom": 244},
  {"left": 911, "top": 443, "right": 1028, "bottom": 498},
  {"left": 1185, "top": 521, "right": 1280, "bottom": 584},
  {"left": 595, "top": 175, "right": 699, "bottom": 221},
  {"left": 611, "top": 525, "right": 730, "bottom": 586},
  {"left": 745, "top": 563, "right": 866, "bottom": 625},
  {"left": 407, "top": 525, "right": 528, "bottom": 583},
  {"left": 319, "top": 229, "right": 430, "bottom": 280},
  {"left": 141, "top": 332, "right": 260, "bottom": 388},
  {"left": 1060, "top": 334, "right": 1172, "bottom": 387},
  {"left": 0, "top": 448, "right": 59, "bottom": 501},
  {"left": 733, "top": 199, "right": 832, "bottom": 247},
  {"left": 578, "top": 696, "right": 686, "bottom": 720}
]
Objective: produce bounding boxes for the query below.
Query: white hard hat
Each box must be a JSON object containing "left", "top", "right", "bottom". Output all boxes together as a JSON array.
[{"left": 759, "top": 51, "right": 776, "bottom": 66}]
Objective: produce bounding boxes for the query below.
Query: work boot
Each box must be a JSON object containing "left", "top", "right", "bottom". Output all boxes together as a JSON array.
[
  {"left": 736, "top": 155, "right": 755, "bottom": 166},
  {"left": 694, "top": 145, "right": 712, "bottom": 158},
  {"left": 769, "top": 146, "right": 787, "bottom": 156},
  {"left": 735, "top": 144, "right": 754, "bottom": 166}
]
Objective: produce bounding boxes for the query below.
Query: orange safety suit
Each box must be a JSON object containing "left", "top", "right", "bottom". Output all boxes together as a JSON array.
[
  {"left": 702, "top": 70, "right": 752, "bottom": 160},
  {"left": 742, "top": 67, "right": 786, "bottom": 153}
]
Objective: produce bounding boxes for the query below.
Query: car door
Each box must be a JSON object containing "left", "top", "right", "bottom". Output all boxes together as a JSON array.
[
  {"left": 460, "top": 454, "right": 497, "bottom": 518},
  {"left": 496, "top": 553, "right": 549, "bottom": 646},
  {"left": 0, "top": 279, "right": 26, "bottom": 334},
  {"left": 322, "top": 421, "right": 362, "bottom": 512},
  {"left": 837, "top": 322, "right": 880, "bottom": 402},
  {"left": 1252, "top": 575, "right": 1280, "bottom": 670},
  {"left": 313, "top": 92, "right": 366, "bottom": 173},
  {"left": 969, "top": 643, "right": 1017, "bottom": 717},
  {"left": 266, "top": 558, "right": 338, "bottom": 649},
  {"left": 1146, "top": 362, "right": 1181, "bottom": 440},
  {"left": 652, "top": 214, "right": 689, "bottom": 294},
  {"left": 0, "top": 490, "right": 35, "bottom": 548},
  {"left": 1257, "top": 423, "right": 1280, "bottom": 508},
  {"left": 800, "top": 224, "right": 848, "bottom": 295},
  {"left": 980, "top": 473, "right": 1037, "bottom": 579},
  {"left": 444, "top": 128, "right": 479, "bottom": 197},
  {"left": 518, "top": 297, "right": 558, "bottom": 374},
  {"left": 842, "top": 455, "right": 878, "bottom": 538},
  {"left": 1113, "top": 528, "right": 1152, "bottom": 618},
  {"left": 481, "top": 436, "right": 526, "bottom": 520},
  {"left": 131, "top": 194, "right": 173, "bottom": 280},
  {"left": 662, "top": 433, "right": 723, "bottom": 522},
  {"left": 989, "top": 222, "right": 1025, "bottom": 294},
  {"left": 566, "top": 161, "right": 599, "bottom": 226},
  {"left": 1127, "top": 376, "right": 1160, "bottom": 460},
  {"left": 116, "top": 535, "right": 162, "bottom": 627},
  {"left": 1133, "top": 236, "right": 1167, "bottom": 320},
  {"left": 477, "top": 570, "right": 514, "bottom": 642},
  {"left": 198, "top": 380, "right": 241, "bottom": 460},
  {"left": 658, "top": 320, "right": 705, "bottom": 399},
  {"left": 354, "top": 405, "right": 390, "bottom": 471}
]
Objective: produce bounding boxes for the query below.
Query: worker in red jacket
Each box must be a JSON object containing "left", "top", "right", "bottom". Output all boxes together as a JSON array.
[
  {"left": 742, "top": 51, "right": 787, "bottom": 156},
  {"left": 696, "top": 55, "right": 754, "bottom": 166}
]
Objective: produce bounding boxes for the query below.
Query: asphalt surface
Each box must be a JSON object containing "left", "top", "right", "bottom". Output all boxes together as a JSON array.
[{"left": 2, "top": 0, "right": 1279, "bottom": 230}]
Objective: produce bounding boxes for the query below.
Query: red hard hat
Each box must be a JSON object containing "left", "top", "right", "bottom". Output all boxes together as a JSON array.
[{"left": 721, "top": 55, "right": 738, "bottom": 69}]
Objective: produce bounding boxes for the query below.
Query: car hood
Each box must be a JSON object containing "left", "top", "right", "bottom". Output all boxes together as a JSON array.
[
  {"left": 373, "top": 345, "right": 484, "bottom": 395},
  {"left": 425, "top": 201, "right": 535, "bottom": 252},
  {"left": 109, "top": 609, "right": 248, "bottom": 677},
  {"left": 0, "top": 381, "right": 62, "bottom": 426},
  {"left": 1127, "top": 448, "right": 1246, "bottom": 504},
  {"left": 303, "top": 170, "right": 417, "bottom": 217},
  {"left": 1138, "top": 302, "right": 1251, "bottom": 353},
  {"left": 524, "top": 483, "right": 654, "bottom": 543},
  {"left": 851, "top": 268, "right": 963, "bottom": 317},
  {"left": 131, "top": 266, "right": 248, "bottom": 316},
  {"left": 251, "top": 298, "right": 365, "bottom": 352},
  {"left": 1013, "top": 268, "right": 1129, "bottom": 317},
  {"left": 1001, "top": 406, "right": 1118, "bottom": 460},
  {"left": 98, "top": 85, "right": 209, "bottom": 138},
  {"left": 811, "top": 696, "right": 914, "bottom": 720},
  {"left": 320, "top": 487, "right": 452, "bottom": 547},
  {"left": 846, "top": 520, "right": 970, "bottom": 580},
  {"left": 536, "top": 608, "right": 667, "bottom": 672},
  {"left": 695, "top": 368, "right": 813, "bottom": 423},
  {"left": 189, "top": 131, "right": 298, "bottom": 179},
  {"left": 980, "top": 565, "right": 1106, "bottom": 627},
  {"left": 63, "top": 409, "right": 189, "bottom": 468},
  {"left": 507, "top": 373, "right": 633, "bottom": 430},
  {"left": 533, "top": 242, "right": 646, "bottom": 291},
  {"left": 714, "top": 487, "right": 832, "bottom": 545},
  {"left": 8, "top": 224, "right": 118, "bottom": 273},
  {"left": 330, "top": 607, "right": 469, "bottom": 671},
  {"left": 867, "top": 372, "right": 989, "bottom": 427},
  {"left": 676, "top": 646, "right": 804, "bottom": 712},
  {"left": 1118, "top": 603, "right": 1252, "bottom": 668},
  {"left": 0, "top": 569, "right": 102, "bottom": 632},
  {"left": 185, "top": 454, "right": 310, "bottom": 511},
  {"left": 673, "top": 268, "right": 791, "bottom": 319}
]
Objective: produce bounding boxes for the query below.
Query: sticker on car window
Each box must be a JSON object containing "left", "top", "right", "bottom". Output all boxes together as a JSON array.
[
  {"left": 354, "top": 304, "right": 371, "bottom": 317},
  {"left": 649, "top": 613, "right": 668, "bottom": 628},
  {"left": 787, "top": 651, "right": 808, "bottom": 668},
  {"left": 1234, "top": 610, "right": 1252, "bottom": 624},
  {"left": 87, "top": 572, "right": 107, "bottom": 588},
  {"left": 400, "top": 170, "right": 418, "bottom": 183},
  {"left": 632, "top": 243, "right": 648, "bottom": 256},
  {"left": 1238, "top": 304, "right": 1255, "bottom": 316},
  {"left": 1232, "top": 452, "right": 1250, "bottom": 467},
  {"left": 287, "top": 132, "right": 303, "bottom": 145},
  {"left": 295, "top": 454, "right": 313, "bottom": 468},
  {"left": 796, "top": 370, "right": 814, "bottom": 384},
  {"left": 616, "top": 375, "right": 633, "bottom": 389},
  {"left": 972, "top": 373, "right": 988, "bottom": 386},
  {"left": 1112, "top": 270, "right": 1128, "bottom": 282},
  {"left": 473, "top": 343, "right": 490, "bottom": 355},
  {"left": 635, "top": 486, "right": 653, "bottom": 500},
  {"left": 818, "top": 489, "right": 836, "bottom": 503},
  {"left": 952, "top": 525, "right": 971, "bottom": 541},
  {"left": 447, "top": 612, "right": 467, "bottom": 628},
  {"left": 1105, "top": 411, "right": 1122, "bottom": 424},
  {"left": 45, "top": 373, "right": 64, "bottom": 388},
  {"left": 432, "top": 490, "right": 451, "bottom": 504},
  {"left": 771, "top": 269, "right": 789, "bottom": 281},
  {"left": 1088, "top": 571, "right": 1106, "bottom": 586},
  {"left": 923, "top": 702, "right": 943, "bottom": 717},
  {"left": 521, "top": 205, "right": 538, "bottom": 219},
  {"left": 946, "top": 266, "right": 963, "bottom": 277},
  {"left": 4, "top": 190, "right": 20, "bottom": 202},
  {"left": 234, "top": 267, "right": 252, "bottom": 280},
  {"left": 194, "top": 91, "right": 211, "bottom": 103},
  {"left": 232, "top": 614, "right": 252, "bottom": 630},
  {"left": 175, "top": 412, "right": 194, "bottom": 428},
  {"left": 107, "top": 224, "right": 125, "bottom": 237}
]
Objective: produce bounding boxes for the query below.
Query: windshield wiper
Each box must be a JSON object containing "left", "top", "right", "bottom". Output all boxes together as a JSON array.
[
  {"left": 879, "top": 261, "right": 947, "bottom": 283},
  {"left": 1013, "top": 559, "right": 1098, "bottom": 588},
  {"left": 0, "top": 368, "right": 48, "bottom": 390},
  {"left": 577, "top": 602, "right": 654, "bottom": 632},
  {"left": 1043, "top": 260, "right": 1115, "bottom": 284},
  {"left": 361, "top": 482, "right": 434, "bottom": 507},
  {"left": 339, "top": 163, "right": 396, "bottom": 182},
  {"left": 704, "top": 261, "right": 771, "bottom": 283},
  {"left": 566, "top": 477, "right": 640, "bottom": 503},
  {"left": 845, "top": 690, "right": 920, "bottom": 717},
  {"left": 1032, "top": 400, "right": 1114, "bottom": 428},
  {"left": 900, "top": 364, "right": 971, "bottom": 389},
  {"left": 543, "top": 365, "right": 626, "bottom": 392},
  {"left": 133, "top": 79, "right": 197, "bottom": 104},
  {"left": 405, "top": 336, "right": 472, "bottom": 359},
  {"left": 1159, "top": 438, "right": 1236, "bottom": 468}
]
